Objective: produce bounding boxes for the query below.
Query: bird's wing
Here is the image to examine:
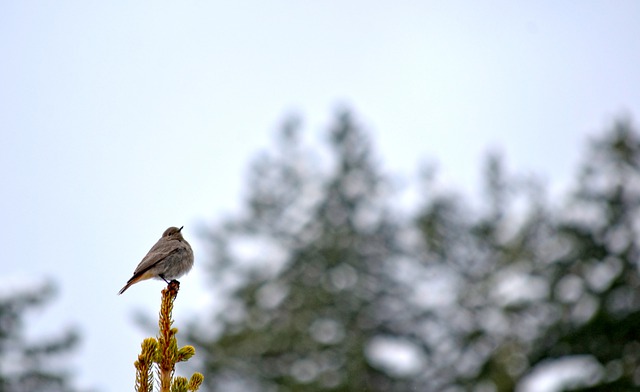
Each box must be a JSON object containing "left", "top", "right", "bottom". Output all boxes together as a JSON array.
[{"left": 130, "top": 239, "right": 181, "bottom": 277}]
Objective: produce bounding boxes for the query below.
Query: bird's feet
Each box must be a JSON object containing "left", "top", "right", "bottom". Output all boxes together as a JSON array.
[
  {"left": 167, "top": 279, "right": 180, "bottom": 293},
  {"left": 160, "top": 275, "right": 180, "bottom": 292}
]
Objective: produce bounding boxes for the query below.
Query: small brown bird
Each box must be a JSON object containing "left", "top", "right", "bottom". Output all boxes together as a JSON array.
[{"left": 118, "top": 226, "right": 194, "bottom": 295}]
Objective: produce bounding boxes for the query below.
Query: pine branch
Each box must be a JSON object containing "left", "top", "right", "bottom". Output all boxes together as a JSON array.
[
  {"left": 134, "top": 338, "right": 157, "bottom": 392},
  {"left": 133, "top": 280, "right": 203, "bottom": 392}
]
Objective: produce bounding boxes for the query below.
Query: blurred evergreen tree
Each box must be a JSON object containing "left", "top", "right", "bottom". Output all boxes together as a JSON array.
[
  {"left": 0, "top": 281, "right": 82, "bottom": 392},
  {"left": 189, "top": 111, "right": 640, "bottom": 392},
  {"left": 419, "top": 119, "right": 640, "bottom": 391},
  {"left": 412, "top": 150, "right": 555, "bottom": 391},
  {"left": 188, "top": 111, "right": 424, "bottom": 391},
  {"left": 525, "top": 119, "right": 640, "bottom": 391}
]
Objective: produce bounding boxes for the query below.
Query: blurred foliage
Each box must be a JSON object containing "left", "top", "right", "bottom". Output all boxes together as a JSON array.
[
  {"left": 438, "top": 119, "right": 640, "bottom": 391},
  {"left": 188, "top": 111, "right": 640, "bottom": 392},
  {"left": 0, "top": 281, "right": 83, "bottom": 392}
]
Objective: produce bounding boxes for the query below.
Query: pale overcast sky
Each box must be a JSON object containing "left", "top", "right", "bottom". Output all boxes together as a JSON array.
[{"left": 1, "top": 2, "right": 639, "bottom": 392}]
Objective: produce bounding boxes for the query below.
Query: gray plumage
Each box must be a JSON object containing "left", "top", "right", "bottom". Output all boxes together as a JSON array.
[{"left": 118, "top": 226, "right": 194, "bottom": 295}]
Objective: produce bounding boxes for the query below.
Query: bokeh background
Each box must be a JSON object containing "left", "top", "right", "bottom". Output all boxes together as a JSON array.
[{"left": 1, "top": 2, "right": 640, "bottom": 392}]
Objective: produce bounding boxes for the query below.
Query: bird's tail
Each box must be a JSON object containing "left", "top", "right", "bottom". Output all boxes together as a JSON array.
[
  {"left": 118, "top": 281, "right": 135, "bottom": 295},
  {"left": 117, "top": 271, "right": 154, "bottom": 295}
]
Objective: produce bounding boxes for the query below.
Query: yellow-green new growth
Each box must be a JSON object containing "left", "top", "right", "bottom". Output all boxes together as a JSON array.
[
  {"left": 133, "top": 280, "right": 203, "bottom": 392},
  {"left": 177, "top": 345, "right": 196, "bottom": 362},
  {"left": 188, "top": 373, "right": 204, "bottom": 391},
  {"left": 168, "top": 373, "right": 204, "bottom": 392},
  {"left": 134, "top": 338, "right": 157, "bottom": 392}
]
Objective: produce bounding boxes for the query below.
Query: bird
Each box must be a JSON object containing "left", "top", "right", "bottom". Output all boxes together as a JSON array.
[{"left": 118, "top": 226, "right": 194, "bottom": 295}]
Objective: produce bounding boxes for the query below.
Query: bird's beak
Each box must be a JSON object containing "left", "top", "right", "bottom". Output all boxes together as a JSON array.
[{"left": 179, "top": 226, "right": 184, "bottom": 232}]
